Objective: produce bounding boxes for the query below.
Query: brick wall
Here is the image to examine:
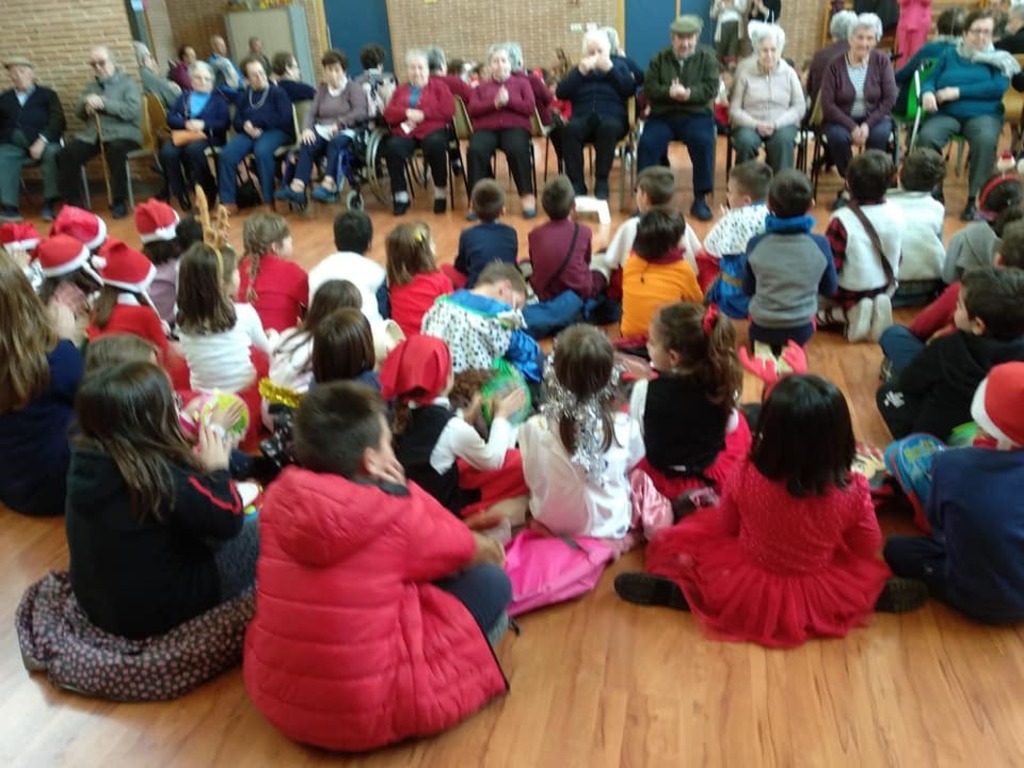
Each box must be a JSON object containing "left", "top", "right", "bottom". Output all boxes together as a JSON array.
[
  {"left": 167, "top": 0, "right": 327, "bottom": 75},
  {"left": 2, "top": 0, "right": 138, "bottom": 132},
  {"left": 382, "top": 0, "right": 828, "bottom": 74}
]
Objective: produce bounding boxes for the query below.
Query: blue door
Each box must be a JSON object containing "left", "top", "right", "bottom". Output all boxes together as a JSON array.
[
  {"left": 625, "top": 0, "right": 715, "bottom": 73},
  {"left": 322, "top": 0, "right": 395, "bottom": 76}
]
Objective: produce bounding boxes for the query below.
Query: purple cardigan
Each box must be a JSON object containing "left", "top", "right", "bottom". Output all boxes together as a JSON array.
[{"left": 820, "top": 49, "right": 897, "bottom": 131}]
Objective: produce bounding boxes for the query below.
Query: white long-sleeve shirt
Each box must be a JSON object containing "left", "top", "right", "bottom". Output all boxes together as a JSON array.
[
  {"left": 414, "top": 397, "right": 516, "bottom": 475},
  {"left": 178, "top": 303, "right": 271, "bottom": 393},
  {"left": 593, "top": 215, "right": 701, "bottom": 278}
]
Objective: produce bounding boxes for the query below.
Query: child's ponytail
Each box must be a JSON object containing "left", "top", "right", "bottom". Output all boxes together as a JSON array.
[
  {"left": 385, "top": 221, "right": 436, "bottom": 287},
  {"left": 242, "top": 212, "right": 291, "bottom": 302},
  {"left": 655, "top": 302, "right": 741, "bottom": 412}
]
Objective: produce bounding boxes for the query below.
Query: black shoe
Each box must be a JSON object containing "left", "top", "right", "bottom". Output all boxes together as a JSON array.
[
  {"left": 689, "top": 197, "right": 712, "bottom": 222},
  {"left": 177, "top": 193, "right": 192, "bottom": 213},
  {"left": 111, "top": 202, "right": 129, "bottom": 219},
  {"left": 874, "top": 577, "right": 929, "bottom": 613},
  {"left": 41, "top": 200, "right": 57, "bottom": 222},
  {"left": 960, "top": 198, "right": 977, "bottom": 222},
  {"left": 614, "top": 573, "right": 690, "bottom": 611},
  {"left": 433, "top": 198, "right": 447, "bottom": 214},
  {"left": 0, "top": 206, "right": 22, "bottom": 223},
  {"left": 393, "top": 199, "right": 410, "bottom": 216},
  {"left": 594, "top": 179, "right": 610, "bottom": 200},
  {"left": 451, "top": 158, "right": 463, "bottom": 177}
]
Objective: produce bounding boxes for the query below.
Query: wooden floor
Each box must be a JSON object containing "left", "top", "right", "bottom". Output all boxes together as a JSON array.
[{"left": 5, "top": 139, "right": 1024, "bottom": 766}]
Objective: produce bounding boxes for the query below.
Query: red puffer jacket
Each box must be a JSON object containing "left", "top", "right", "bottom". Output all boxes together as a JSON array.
[{"left": 243, "top": 467, "right": 507, "bottom": 752}]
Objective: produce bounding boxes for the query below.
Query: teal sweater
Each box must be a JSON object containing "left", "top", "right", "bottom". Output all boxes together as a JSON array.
[
  {"left": 643, "top": 46, "right": 719, "bottom": 118},
  {"left": 921, "top": 47, "right": 1009, "bottom": 121}
]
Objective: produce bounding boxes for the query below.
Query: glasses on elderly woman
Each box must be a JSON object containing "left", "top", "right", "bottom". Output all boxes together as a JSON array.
[
  {"left": 967, "top": 27, "right": 994, "bottom": 36},
  {"left": 89, "top": 59, "right": 108, "bottom": 67}
]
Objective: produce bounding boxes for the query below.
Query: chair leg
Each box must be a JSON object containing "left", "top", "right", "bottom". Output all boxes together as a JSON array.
[
  {"left": 80, "top": 166, "right": 92, "bottom": 210},
  {"left": 126, "top": 161, "right": 135, "bottom": 210}
]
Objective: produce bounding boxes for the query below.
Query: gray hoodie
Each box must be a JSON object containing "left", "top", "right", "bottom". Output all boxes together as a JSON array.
[{"left": 942, "top": 222, "right": 998, "bottom": 284}]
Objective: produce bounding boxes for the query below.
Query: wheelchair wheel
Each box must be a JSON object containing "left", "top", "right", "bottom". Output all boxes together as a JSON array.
[
  {"left": 364, "top": 129, "right": 393, "bottom": 206},
  {"left": 346, "top": 190, "right": 364, "bottom": 211}
]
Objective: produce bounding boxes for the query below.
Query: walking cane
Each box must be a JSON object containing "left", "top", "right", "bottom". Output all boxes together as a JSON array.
[{"left": 93, "top": 113, "right": 114, "bottom": 207}]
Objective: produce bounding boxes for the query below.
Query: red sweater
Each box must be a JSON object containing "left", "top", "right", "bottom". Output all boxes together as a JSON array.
[
  {"left": 909, "top": 281, "right": 959, "bottom": 340},
  {"left": 467, "top": 77, "right": 535, "bottom": 132},
  {"left": 390, "top": 271, "right": 452, "bottom": 336},
  {"left": 244, "top": 468, "right": 506, "bottom": 751},
  {"left": 237, "top": 254, "right": 308, "bottom": 333},
  {"left": 528, "top": 219, "right": 601, "bottom": 301},
  {"left": 383, "top": 78, "right": 455, "bottom": 140},
  {"left": 87, "top": 302, "right": 168, "bottom": 355},
  {"left": 436, "top": 73, "right": 473, "bottom": 103}
]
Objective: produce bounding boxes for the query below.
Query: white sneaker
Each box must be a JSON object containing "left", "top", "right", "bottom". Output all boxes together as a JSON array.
[
  {"left": 870, "top": 294, "right": 893, "bottom": 342},
  {"left": 846, "top": 298, "right": 873, "bottom": 343}
]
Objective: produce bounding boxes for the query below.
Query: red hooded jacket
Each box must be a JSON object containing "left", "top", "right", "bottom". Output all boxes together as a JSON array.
[{"left": 243, "top": 467, "right": 507, "bottom": 751}]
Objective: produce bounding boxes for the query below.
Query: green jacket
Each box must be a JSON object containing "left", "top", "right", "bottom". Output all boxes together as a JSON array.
[
  {"left": 74, "top": 70, "right": 142, "bottom": 145},
  {"left": 644, "top": 46, "right": 719, "bottom": 118}
]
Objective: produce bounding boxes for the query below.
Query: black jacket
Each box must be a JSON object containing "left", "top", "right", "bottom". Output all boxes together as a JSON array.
[
  {"left": 65, "top": 447, "right": 244, "bottom": 639},
  {"left": 884, "top": 332, "right": 1024, "bottom": 441},
  {"left": 0, "top": 85, "right": 64, "bottom": 144}
]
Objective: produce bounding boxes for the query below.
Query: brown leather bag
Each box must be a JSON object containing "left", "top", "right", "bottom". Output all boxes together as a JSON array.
[{"left": 171, "top": 129, "right": 207, "bottom": 147}]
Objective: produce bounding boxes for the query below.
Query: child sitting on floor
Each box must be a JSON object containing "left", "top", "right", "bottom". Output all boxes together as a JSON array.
[
  {"left": 701, "top": 160, "right": 771, "bottom": 317},
  {"left": 744, "top": 169, "right": 837, "bottom": 349},
  {"left": 422, "top": 262, "right": 543, "bottom": 383},
  {"left": 237, "top": 212, "right": 308, "bottom": 332},
  {"left": 632, "top": 302, "right": 750, "bottom": 498},
  {"left": 66, "top": 361, "right": 256, "bottom": 640},
  {"left": 885, "top": 148, "right": 946, "bottom": 306},
  {"left": 307, "top": 210, "right": 386, "bottom": 324},
  {"left": 134, "top": 199, "right": 182, "bottom": 327},
  {"left": 381, "top": 334, "right": 528, "bottom": 520},
  {"left": 619, "top": 209, "right": 702, "bottom": 341},
  {"left": 312, "top": 307, "right": 381, "bottom": 390},
  {"left": 880, "top": 220, "right": 1024, "bottom": 378},
  {"left": 244, "top": 381, "right": 510, "bottom": 752},
  {"left": 820, "top": 150, "right": 904, "bottom": 343},
  {"left": 616, "top": 373, "right": 927, "bottom": 648},
  {"left": 519, "top": 325, "right": 645, "bottom": 539},
  {"left": 523, "top": 175, "right": 610, "bottom": 338},
  {"left": 449, "top": 180, "right": 519, "bottom": 289},
  {"left": 877, "top": 267, "right": 1024, "bottom": 442},
  {"left": 593, "top": 166, "right": 702, "bottom": 286},
  {"left": 35, "top": 234, "right": 103, "bottom": 340},
  {"left": 942, "top": 173, "right": 1024, "bottom": 284},
  {"left": 86, "top": 239, "right": 169, "bottom": 356},
  {"left": 378, "top": 221, "right": 452, "bottom": 337},
  {"left": 885, "top": 363, "right": 1024, "bottom": 624}
]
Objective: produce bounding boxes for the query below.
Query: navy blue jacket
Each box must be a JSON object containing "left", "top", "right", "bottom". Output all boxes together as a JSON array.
[
  {"left": 556, "top": 63, "right": 635, "bottom": 123},
  {"left": 277, "top": 79, "right": 316, "bottom": 103},
  {"left": 455, "top": 222, "right": 519, "bottom": 288},
  {"left": 0, "top": 85, "right": 65, "bottom": 144},
  {"left": 166, "top": 91, "right": 231, "bottom": 146},
  {"left": 928, "top": 447, "right": 1024, "bottom": 624},
  {"left": 233, "top": 84, "right": 294, "bottom": 139}
]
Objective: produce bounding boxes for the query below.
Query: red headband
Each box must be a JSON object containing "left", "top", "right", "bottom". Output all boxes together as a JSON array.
[
  {"left": 379, "top": 335, "right": 452, "bottom": 405},
  {"left": 978, "top": 173, "right": 1021, "bottom": 222},
  {"left": 702, "top": 304, "right": 720, "bottom": 336}
]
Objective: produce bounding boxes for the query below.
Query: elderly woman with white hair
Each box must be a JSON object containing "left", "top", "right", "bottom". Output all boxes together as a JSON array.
[
  {"left": 807, "top": 10, "right": 858, "bottom": 105},
  {"left": 160, "top": 60, "right": 230, "bottom": 211},
  {"left": 729, "top": 23, "right": 805, "bottom": 171},
  {"left": 819, "top": 13, "right": 896, "bottom": 183},
  {"left": 381, "top": 49, "right": 455, "bottom": 215},
  {"left": 466, "top": 43, "right": 538, "bottom": 218},
  {"left": 555, "top": 30, "right": 636, "bottom": 197}
]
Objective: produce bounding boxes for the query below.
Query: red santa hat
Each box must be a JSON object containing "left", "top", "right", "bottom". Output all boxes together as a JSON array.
[
  {"left": 0, "top": 222, "right": 41, "bottom": 252},
  {"left": 134, "top": 199, "right": 180, "bottom": 244},
  {"left": 971, "top": 362, "right": 1024, "bottom": 449},
  {"left": 93, "top": 238, "right": 156, "bottom": 294},
  {"left": 379, "top": 335, "right": 452, "bottom": 404},
  {"left": 50, "top": 205, "right": 107, "bottom": 251},
  {"left": 34, "top": 234, "right": 100, "bottom": 282}
]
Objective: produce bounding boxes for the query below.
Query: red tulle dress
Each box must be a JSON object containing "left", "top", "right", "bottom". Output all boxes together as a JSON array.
[{"left": 644, "top": 461, "right": 889, "bottom": 648}]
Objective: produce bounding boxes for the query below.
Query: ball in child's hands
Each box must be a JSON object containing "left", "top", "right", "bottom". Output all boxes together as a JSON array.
[{"left": 182, "top": 391, "right": 250, "bottom": 440}]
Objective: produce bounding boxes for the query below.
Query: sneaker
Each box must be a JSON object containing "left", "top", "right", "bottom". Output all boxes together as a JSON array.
[
  {"left": 0, "top": 206, "right": 22, "bottom": 223},
  {"left": 689, "top": 198, "right": 713, "bottom": 222},
  {"left": 879, "top": 357, "right": 895, "bottom": 383},
  {"left": 845, "top": 298, "right": 873, "bottom": 343},
  {"left": 522, "top": 208, "right": 537, "bottom": 220},
  {"left": 111, "top": 202, "right": 129, "bottom": 219},
  {"left": 874, "top": 577, "right": 929, "bottom": 613},
  {"left": 869, "top": 294, "right": 893, "bottom": 342},
  {"left": 614, "top": 573, "right": 690, "bottom": 611},
  {"left": 310, "top": 185, "right": 338, "bottom": 203},
  {"left": 594, "top": 179, "right": 610, "bottom": 200}
]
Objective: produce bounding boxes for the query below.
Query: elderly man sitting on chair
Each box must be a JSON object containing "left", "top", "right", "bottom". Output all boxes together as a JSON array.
[
  {"left": 0, "top": 56, "right": 65, "bottom": 222},
  {"left": 637, "top": 15, "right": 720, "bottom": 221},
  {"left": 57, "top": 46, "right": 141, "bottom": 219}
]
